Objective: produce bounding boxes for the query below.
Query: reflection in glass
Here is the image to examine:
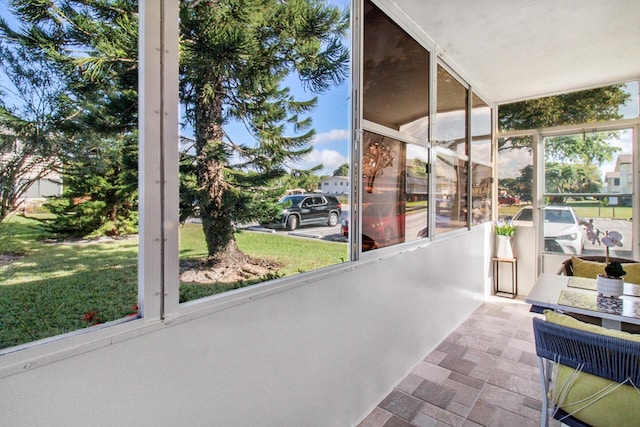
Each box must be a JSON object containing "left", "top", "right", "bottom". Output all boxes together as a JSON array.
[
  {"left": 363, "top": 0, "right": 429, "bottom": 140},
  {"left": 435, "top": 153, "right": 468, "bottom": 234},
  {"left": 361, "top": 132, "right": 429, "bottom": 251},
  {"left": 362, "top": 132, "right": 402, "bottom": 251},
  {"left": 471, "top": 94, "right": 491, "bottom": 164},
  {"left": 434, "top": 66, "right": 467, "bottom": 155},
  {"left": 471, "top": 164, "right": 492, "bottom": 225},
  {"left": 405, "top": 144, "right": 429, "bottom": 241}
]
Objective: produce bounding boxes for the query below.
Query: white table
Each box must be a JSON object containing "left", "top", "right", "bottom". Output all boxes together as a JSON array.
[{"left": 525, "top": 273, "right": 640, "bottom": 330}]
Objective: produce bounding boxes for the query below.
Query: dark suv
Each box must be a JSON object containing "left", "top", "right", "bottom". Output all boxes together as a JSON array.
[{"left": 265, "top": 194, "right": 342, "bottom": 231}]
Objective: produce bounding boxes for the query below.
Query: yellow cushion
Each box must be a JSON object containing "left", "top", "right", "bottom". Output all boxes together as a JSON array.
[
  {"left": 570, "top": 256, "right": 605, "bottom": 279},
  {"left": 544, "top": 309, "right": 640, "bottom": 342},
  {"left": 544, "top": 310, "right": 640, "bottom": 426},
  {"left": 571, "top": 257, "right": 640, "bottom": 285},
  {"left": 622, "top": 262, "right": 640, "bottom": 285},
  {"left": 553, "top": 366, "right": 640, "bottom": 427}
]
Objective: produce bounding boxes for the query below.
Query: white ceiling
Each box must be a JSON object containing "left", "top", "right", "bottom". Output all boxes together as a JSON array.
[{"left": 390, "top": 0, "right": 640, "bottom": 104}]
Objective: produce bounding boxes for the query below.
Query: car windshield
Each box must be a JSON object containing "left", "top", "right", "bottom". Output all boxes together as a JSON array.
[
  {"left": 513, "top": 209, "right": 532, "bottom": 221},
  {"left": 544, "top": 209, "right": 575, "bottom": 224},
  {"left": 513, "top": 208, "right": 576, "bottom": 224}
]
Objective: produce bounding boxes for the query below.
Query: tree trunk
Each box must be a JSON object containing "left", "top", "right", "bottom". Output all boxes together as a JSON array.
[{"left": 194, "top": 77, "right": 240, "bottom": 260}]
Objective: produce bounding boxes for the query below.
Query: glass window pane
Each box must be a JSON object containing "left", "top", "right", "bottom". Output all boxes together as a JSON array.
[
  {"left": 435, "top": 153, "right": 468, "bottom": 233},
  {"left": 362, "top": 132, "right": 403, "bottom": 250},
  {"left": 434, "top": 66, "right": 467, "bottom": 155},
  {"left": 0, "top": 5, "right": 139, "bottom": 350},
  {"left": 361, "top": 132, "right": 429, "bottom": 251},
  {"left": 363, "top": 0, "right": 429, "bottom": 141},
  {"left": 471, "top": 164, "right": 492, "bottom": 225},
  {"left": 471, "top": 93, "right": 492, "bottom": 164},
  {"left": 405, "top": 144, "right": 429, "bottom": 241},
  {"left": 497, "top": 136, "right": 533, "bottom": 221},
  {"left": 178, "top": 0, "right": 350, "bottom": 303},
  {"left": 541, "top": 129, "right": 634, "bottom": 256}
]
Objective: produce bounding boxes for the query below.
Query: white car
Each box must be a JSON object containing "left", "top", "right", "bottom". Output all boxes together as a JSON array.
[{"left": 512, "top": 206, "right": 584, "bottom": 254}]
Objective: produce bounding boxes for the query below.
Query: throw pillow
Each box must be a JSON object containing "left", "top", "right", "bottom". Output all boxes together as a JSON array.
[{"left": 570, "top": 257, "right": 605, "bottom": 279}]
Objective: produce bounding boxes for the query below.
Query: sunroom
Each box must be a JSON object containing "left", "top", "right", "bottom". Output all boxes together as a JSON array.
[{"left": 0, "top": 0, "right": 639, "bottom": 426}]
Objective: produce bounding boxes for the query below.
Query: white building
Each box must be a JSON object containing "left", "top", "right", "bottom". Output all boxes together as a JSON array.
[
  {"left": 0, "top": 140, "right": 63, "bottom": 209},
  {"left": 605, "top": 153, "right": 632, "bottom": 194},
  {"left": 320, "top": 175, "right": 349, "bottom": 194}
]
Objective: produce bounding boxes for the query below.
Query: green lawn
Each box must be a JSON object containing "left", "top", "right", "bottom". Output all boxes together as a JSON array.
[
  {"left": 0, "top": 217, "right": 347, "bottom": 349},
  {"left": 498, "top": 201, "right": 632, "bottom": 221}
]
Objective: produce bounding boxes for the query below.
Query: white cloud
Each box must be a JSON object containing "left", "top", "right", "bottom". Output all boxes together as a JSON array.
[
  {"left": 292, "top": 149, "right": 348, "bottom": 175},
  {"left": 312, "top": 129, "right": 349, "bottom": 145}
]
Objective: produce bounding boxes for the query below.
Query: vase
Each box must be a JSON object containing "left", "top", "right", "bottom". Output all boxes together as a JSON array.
[
  {"left": 596, "top": 274, "right": 623, "bottom": 297},
  {"left": 495, "top": 235, "right": 514, "bottom": 259}
]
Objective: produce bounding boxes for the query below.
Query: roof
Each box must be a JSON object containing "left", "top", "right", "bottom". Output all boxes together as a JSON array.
[{"left": 615, "top": 154, "right": 632, "bottom": 168}]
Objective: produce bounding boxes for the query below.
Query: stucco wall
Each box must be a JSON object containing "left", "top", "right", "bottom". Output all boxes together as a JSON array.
[{"left": 0, "top": 225, "right": 491, "bottom": 426}]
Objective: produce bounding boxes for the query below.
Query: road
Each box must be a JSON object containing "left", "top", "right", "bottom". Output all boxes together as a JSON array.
[{"left": 241, "top": 207, "right": 350, "bottom": 242}]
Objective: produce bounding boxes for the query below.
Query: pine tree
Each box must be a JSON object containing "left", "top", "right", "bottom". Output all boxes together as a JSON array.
[
  {"left": 179, "top": 0, "right": 349, "bottom": 261},
  {"left": 0, "top": 0, "right": 140, "bottom": 235}
]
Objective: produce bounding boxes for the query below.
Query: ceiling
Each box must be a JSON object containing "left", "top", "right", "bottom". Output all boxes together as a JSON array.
[{"left": 390, "top": 0, "right": 640, "bottom": 104}]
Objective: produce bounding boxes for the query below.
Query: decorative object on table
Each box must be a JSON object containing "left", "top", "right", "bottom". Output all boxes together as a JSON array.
[
  {"left": 596, "top": 231, "right": 625, "bottom": 297},
  {"left": 494, "top": 219, "right": 515, "bottom": 259},
  {"left": 558, "top": 289, "right": 623, "bottom": 317}
]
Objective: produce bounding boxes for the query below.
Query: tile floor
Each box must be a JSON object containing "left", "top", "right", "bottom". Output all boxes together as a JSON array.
[{"left": 357, "top": 298, "right": 561, "bottom": 427}]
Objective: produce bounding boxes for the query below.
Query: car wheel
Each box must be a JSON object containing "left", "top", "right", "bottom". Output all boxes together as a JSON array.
[
  {"left": 286, "top": 215, "right": 298, "bottom": 231},
  {"left": 384, "top": 226, "right": 393, "bottom": 243},
  {"left": 327, "top": 212, "right": 339, "bottom": 227}
]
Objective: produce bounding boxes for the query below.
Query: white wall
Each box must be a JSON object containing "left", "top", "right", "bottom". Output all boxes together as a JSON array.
[{"left": 0, "top": 226, "right": 491, "bottom": 427}]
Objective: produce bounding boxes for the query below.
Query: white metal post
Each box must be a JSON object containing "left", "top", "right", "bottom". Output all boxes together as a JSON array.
[{"left": 138, "top": 0, "right": 179, "bottom": 320}]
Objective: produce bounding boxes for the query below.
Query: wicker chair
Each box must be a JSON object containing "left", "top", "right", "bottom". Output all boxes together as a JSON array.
[
  {"left": 560, "top": 255, "right": 637, "bottom": 276},
  {"left": 533, "top": 317, "right": 640, "bottom": 427}
]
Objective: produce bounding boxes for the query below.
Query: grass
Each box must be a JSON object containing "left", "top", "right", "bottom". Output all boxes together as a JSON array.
[
  {"left": 0, "top": 219, "right": 139, "bottom": 349},
  {"left": 179, "top": 224, "right": 348, "bottom": 302},
  {"left": 498, "top": 201, "right": 632, "bottom": 221},
  {"left": 0, "top": 217, "right": 347, "bottom": 350}
]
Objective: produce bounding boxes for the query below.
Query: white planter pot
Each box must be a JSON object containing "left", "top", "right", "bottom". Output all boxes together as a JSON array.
[
  {"left": 596, "top": 274, "right": 624, "bottom": 297},
  {"left": 495, "top": 235, "right": 514, "bottom": 259}
]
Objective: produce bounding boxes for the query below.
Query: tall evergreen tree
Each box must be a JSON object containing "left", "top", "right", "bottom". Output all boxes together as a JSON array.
[
  {"left": 179, "top": 0, "right": 349, "bottom": 261},
  {"left": 0, "top": 0, "right": 140, "bottom": 235}
]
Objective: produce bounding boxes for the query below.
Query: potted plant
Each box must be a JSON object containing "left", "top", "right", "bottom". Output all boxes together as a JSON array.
[
  {"left": 495, "top": 220, "right": 516, "bottom": 259},
  {"left": 596, "top": 230, "right": 625, "bottom": 297}
]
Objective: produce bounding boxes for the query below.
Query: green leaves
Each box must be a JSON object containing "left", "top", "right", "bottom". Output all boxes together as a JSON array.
[{"left": 498, "top": 85, "right": 630, "bottom": 132}]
